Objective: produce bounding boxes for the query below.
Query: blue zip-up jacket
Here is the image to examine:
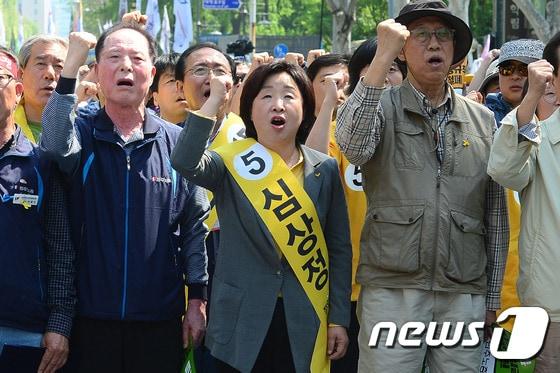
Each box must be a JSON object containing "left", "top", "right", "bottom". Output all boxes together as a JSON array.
[
  {"left": 0, "top": 127, "right": 50, "bottom": 333},
  {"left": 41, "top": 86, "right": 209, "bottom": 321}
]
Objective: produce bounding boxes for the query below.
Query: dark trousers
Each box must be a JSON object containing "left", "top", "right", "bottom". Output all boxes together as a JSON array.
[
  {"left": 215, "top": 300, "right": 296, "bottom": 373},
  {"left": 194, "top": 230, "right": 219, "bottom": 373},
  {"left": 65, "top": 317, "right": 183, "bottom": 373},
  {"left": 331, "top": 301, "right": 359, "bottom": 373}
]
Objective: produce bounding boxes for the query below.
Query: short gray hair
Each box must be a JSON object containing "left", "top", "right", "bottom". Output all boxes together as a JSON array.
[{"left": 18, "top": 35, "right": 68, "bottom": 69}]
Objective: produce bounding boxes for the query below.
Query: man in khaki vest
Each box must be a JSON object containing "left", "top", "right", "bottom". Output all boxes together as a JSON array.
[{"left": 336, "top": 1, "right": 509, "bottom": 372}]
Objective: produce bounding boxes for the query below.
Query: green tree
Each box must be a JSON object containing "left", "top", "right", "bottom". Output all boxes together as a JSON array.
[
  {"left": 352, "top": 0, "right": 387, "bottom": 42},
  {"left": 469, "top": 0, "right": 493, "bottom": 43}
]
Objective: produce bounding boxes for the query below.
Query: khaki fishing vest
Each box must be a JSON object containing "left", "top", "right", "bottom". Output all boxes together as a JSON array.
[{"left": 357, "top": 80, "right": 496, "bottom": 295}]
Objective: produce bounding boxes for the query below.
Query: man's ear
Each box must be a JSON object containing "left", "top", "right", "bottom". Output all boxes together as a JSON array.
[
  {"left": 15, "top": 81, "right": 24, "bottom": 97},
  {"left": 152, "top": 91, "right": 159, "bottom": 107},
  {"left": 148, "top": 65, "right": 156, "bottom": 87}
]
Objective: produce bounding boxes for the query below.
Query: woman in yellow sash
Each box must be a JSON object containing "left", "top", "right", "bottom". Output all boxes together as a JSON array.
[{"left": 171, "top": 61, "right": 352, "bottom": 373}]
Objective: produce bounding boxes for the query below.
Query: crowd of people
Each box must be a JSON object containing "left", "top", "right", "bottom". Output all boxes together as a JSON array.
[{"left": 1, "top": 0, "right": 559, "bottom": 372}]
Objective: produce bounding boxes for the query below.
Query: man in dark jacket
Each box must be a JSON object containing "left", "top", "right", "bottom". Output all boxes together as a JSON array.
[
  {"left": 0, "top": 47, "right": 75, "bottom": 373},
  {"left": 40, "top": 25, "right": 210, "bottom": 373}
]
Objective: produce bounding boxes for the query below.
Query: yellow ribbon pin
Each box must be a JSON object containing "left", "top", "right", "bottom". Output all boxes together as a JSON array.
[{"left": 463, "top": 139, "right": 470, "bottom": 147}]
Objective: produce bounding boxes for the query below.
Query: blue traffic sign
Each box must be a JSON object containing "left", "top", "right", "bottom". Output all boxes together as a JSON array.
[
  {"left": 273, "top": 43, "right": 288, "bottom": 58},
  {"left": 203, "top": 0, "right": 241, "bottom": 9}
]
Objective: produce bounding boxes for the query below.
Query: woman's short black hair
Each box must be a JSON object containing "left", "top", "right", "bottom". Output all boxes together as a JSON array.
[
  {"left": 240, "top": 61, "right": 316, "bottom": 145},
  {"left": 347, "top": 38, "right": 407, "bottom": 94}
]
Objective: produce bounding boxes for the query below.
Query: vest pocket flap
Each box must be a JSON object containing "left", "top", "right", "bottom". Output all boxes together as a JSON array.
[
  {"left": 450, "top": 210, "right": 486, "bottom": 235},
  {"left": 371, "top": 205, "right": 424, "bottom": 225},
  {"left": 395, "top": 122, "right": 424, "bottom": 135}
]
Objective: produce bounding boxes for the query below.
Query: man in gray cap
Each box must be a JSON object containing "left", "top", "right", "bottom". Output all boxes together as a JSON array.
[
  {"left": 486, "top": 39, "right": 545, "bottom": 124},
  {"left": 336, "top": 0, "right": 509, "bottom": 371}
]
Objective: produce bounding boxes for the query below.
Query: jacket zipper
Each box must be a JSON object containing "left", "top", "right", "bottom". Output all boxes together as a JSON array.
[
  {"left": 431, "top": 115, "right": 442, "bottom": 288},
  {"left": 121, "top": 152, "right": 131, "bottom": 319},
  {"left": 37, "top": 246, "right": 44, "bottom": 300},
  {"left": 450, "top": 132, "right": 456, "bottom": 176}
]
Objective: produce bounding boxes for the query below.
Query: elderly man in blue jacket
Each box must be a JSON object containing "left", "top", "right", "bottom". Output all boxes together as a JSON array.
[
  {"left": 40, "top": 25, "right": 210, "bottom": 372},
  {"left": 0, "top": 47, "right": 75, "bottom": 373}
]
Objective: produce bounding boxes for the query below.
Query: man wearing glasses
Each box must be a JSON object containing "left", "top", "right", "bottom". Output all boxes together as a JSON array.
[
  {"left": 486, "top": 39, "right": 545, "bottom": 125},
  {"left": 174, "top": 43, "right": 245, "bottom": 372},
  {"left": 336, "top": 1, "right": 508, "bottom": 371}
]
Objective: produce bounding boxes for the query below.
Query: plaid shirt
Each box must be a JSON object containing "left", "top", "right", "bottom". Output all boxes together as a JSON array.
[
  {"left": 408, "top": 83, "right": 451, "bottom": 165},
  {"left": 43, "top": 168, "right": 76, "bottom": 338},
  {"left": 336, "top": 80, "right": 509, "bottom": 311}
]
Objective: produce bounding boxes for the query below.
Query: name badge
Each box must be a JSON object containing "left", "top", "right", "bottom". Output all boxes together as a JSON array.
[{"left": 13, "top": 194, "right": 39, "bottom": 209}]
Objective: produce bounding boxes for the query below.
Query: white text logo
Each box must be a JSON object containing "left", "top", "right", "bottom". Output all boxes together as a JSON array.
[{"left": 368, "top": 307, "right": 549, "bottom": 359}]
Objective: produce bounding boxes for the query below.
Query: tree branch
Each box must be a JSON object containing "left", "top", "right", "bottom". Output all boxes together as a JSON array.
[{"left": 511, "top": 0, "right": 551, "bottom": 41}]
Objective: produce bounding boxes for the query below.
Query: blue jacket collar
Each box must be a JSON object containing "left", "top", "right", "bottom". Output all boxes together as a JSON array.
[
  {"left": 93, "top": 108, "right": 162, "bottom": 144},
  {"left": 0, "top": 126, "right": 35, "bottom": 160}
]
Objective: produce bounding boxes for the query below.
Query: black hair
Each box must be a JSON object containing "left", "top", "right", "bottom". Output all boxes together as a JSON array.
[
  {"left": 175, "top": 43, "right": 236, "bottom": 83},
  {"left": 95, "top": 22, "right": 157, "bottom": 64},
  {"left": 347, "top": 38, "right": 407, "bottom": 94},
  {"left": 543, "top": 31, "right": 560, "bottom": 76},
  {"left": 306, "top": 54, "right": 348, "bottom": 82},
  {"left": 240, "top": 61, "right": 316, "bottom": 144},
  {"left": 150, "top": 52, "right": 181, "bottom": 93}
]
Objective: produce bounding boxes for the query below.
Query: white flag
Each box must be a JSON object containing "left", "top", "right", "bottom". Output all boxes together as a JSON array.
[
  {"left": 173, "top": 0, "right": 193, "bottom": 53},
  {"left": 17, "top": 2, "right": 24, "bottom": 50},
  {"left": 160, "top": 5, "right": 171, "bottom": 54},
  {"left": 0, "top": 9, "right": 6, "bottom": 46},
  {"left": 118, "top": 0, "right": 128, "bottom": 18},
  {"left": 47, "top": 0, "right": 56, "bottom": 35},
  {"left": 145, "top": 0, "right": 161, "bottom": 39}
]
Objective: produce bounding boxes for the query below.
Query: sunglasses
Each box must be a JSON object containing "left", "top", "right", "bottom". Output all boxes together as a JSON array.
[{"left": 498, "top": 64, "right": 528, "bottom": 77}]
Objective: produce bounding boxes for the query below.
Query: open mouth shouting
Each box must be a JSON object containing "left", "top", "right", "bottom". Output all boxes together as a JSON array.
[
  {"left": 41, "top": 85, "right": 56, "bottom": 94},
  {"left": 270, "top": 116, "right": 286, "bottom": 129},
  {"left": 116, "top": 78, "right": 134, "bottom": 87},
  {"left": 427, "top": 56, "right": 444, "bottom": 68}
]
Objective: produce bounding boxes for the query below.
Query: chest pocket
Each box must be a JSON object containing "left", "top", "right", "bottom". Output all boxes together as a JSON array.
[
  {"left": 394, "top": 121, "right": 426, "bottom": 170},
  {"left": 450, "top": 129, "right": 491, "bottom": 178}
]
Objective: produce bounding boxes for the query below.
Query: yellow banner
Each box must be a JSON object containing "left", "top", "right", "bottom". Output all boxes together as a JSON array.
[
  {"left": 214, "top": 138, "right": 330, "bottom": 373},
  {"left": 204, "top": 114, "right": 246, "bottom": 230}
]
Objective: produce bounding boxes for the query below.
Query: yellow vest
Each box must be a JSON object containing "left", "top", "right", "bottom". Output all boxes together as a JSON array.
[
  {"left": 329, "top": 121, "right": 366, "bottom": 301},
  {"left": 498, "top": 189, "right": 521, "bottom": 331}
]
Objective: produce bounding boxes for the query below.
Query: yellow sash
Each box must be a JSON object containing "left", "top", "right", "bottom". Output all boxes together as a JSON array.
[
  {"left": 15, "top": 103, "right": 37, "bottom": 144},
  {"left": 214, "top": 138, "right": 330, "bottom": 373},
  {"left": 204, "top": 113, "right": 246, "bottom": 230}
]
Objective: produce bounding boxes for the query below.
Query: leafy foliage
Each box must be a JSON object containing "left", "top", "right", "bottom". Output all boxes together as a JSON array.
[{"left": 3, "top": 0, "right": 494, "bottom": 52}]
